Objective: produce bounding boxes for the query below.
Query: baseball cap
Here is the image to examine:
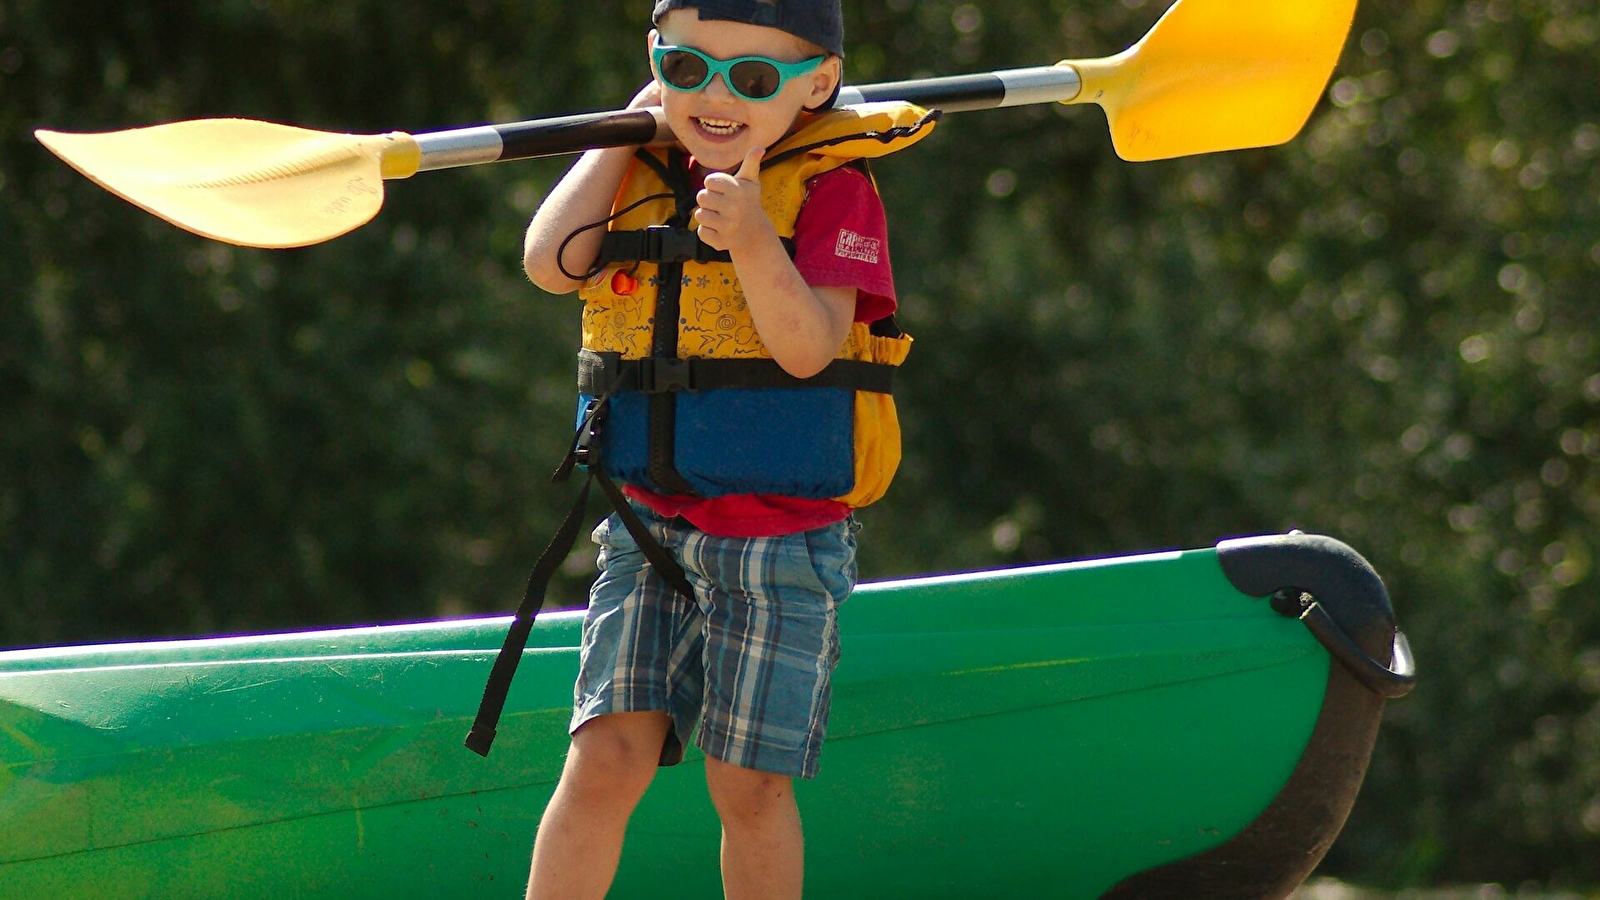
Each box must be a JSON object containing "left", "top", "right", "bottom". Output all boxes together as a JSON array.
[{"left": 652, "top": 0, "right": 845, "bottom": 58}]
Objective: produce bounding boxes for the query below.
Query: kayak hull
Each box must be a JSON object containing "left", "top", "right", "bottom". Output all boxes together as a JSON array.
[{"left": 0, "top": 534, "right": 1408, "bottom": 899}]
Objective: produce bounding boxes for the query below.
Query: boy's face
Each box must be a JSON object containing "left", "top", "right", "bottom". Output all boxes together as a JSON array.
[{"left": 651, "top": 9, "right": 841, "bottom": 172}]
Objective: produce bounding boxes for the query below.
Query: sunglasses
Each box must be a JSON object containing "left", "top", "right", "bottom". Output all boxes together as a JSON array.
[{"left": 651, "top": 37, "right": 826, "bottom": 102}]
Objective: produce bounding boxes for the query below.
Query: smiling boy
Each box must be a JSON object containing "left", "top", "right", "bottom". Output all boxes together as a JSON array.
[{"left": 519, "top": 2, "right": 932, "bottom": 897}]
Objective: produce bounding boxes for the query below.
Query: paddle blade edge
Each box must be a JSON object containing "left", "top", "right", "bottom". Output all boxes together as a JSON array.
[
  {"left": 1097, "top": 0, "right": 1361, "bottom": 161},
  {"left": 34, "top": 120, "right": 409, "bottom": 249}
]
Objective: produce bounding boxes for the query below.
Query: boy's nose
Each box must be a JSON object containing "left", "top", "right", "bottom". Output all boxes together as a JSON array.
[{"left": 701, "top": 73, "right": 737, "bottom": 102}]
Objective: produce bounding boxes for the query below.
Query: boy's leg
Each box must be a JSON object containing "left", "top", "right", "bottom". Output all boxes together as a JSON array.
[
  {"left": 685, "top": 517, "right": 861, "bottom": 900},
  {"left": 525, "top": 710, "right": 673, "bottom": 900},
  {"left": 527, "top": 509, "right": 703, "bottom": 900},
  {"left": 704, "top": 755, "right": 804, "bottom": 900},
  {"left": 692, "top": 518, "right": 856, "bottom": 780}
]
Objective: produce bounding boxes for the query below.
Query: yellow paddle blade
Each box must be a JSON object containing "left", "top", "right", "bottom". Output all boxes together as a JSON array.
[
  {"left": 1065, "top": 0, "right": 1358, "bottom": 161},
  {"left": 35, "top": 119, "right": 422, "bottom": 248}
]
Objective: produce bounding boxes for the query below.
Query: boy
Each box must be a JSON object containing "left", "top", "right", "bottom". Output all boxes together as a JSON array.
[{"left": 519, "top": 2, "right": 932, "bottom": 897}]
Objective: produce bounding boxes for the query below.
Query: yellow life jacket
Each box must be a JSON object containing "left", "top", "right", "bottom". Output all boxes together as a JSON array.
[{"left": 574, "top": 102, "right": 935, "bottom": 508}]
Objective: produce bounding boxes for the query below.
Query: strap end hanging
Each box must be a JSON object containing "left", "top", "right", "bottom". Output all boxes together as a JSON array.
[
  {"left": 464, "top": 479, "right": 595, "bottom": 757},
  {"left": 464, "top": 724, "right": 497, "bottom": 757}
]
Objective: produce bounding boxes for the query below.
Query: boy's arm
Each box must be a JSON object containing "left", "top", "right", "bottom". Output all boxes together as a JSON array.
[
  {"left": 522, "top": 83, "right": 662, "bottom": 295},
  {"left": 698, "top": 148, "right": 856, "bottom": 379}
]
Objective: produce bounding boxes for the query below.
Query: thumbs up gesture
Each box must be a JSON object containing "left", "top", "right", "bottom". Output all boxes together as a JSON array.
[{"left": 696, "top": 147, "right": 771, "bottom": 255}]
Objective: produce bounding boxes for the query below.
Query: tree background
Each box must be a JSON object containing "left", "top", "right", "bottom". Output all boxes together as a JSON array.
[{"left": 3, "top": 0, "right": 1598, "bottom": 888}]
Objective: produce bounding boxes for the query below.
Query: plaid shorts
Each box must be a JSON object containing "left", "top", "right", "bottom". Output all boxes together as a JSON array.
[{"left": 572, "top": 504, "right": 859, "bottom": 780}]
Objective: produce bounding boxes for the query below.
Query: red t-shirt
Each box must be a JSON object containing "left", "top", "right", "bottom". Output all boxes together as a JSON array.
[{"left": 625, "top": 164, "right": 897, "bottom": 537}]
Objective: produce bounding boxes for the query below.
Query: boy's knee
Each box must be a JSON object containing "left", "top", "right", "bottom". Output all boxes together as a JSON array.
[
  {"left": 704, "top": 756, "right": 795, "bottom": 823},
  {"left": 564, "top": 713, "right": 670, "bottom": 798}
]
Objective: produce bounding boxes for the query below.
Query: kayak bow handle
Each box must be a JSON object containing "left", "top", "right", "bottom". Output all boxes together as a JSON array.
[
  {"left": 1217, "top": 533, "right": 1417, "bottom": 701},
  {"left": 1273, "top": 589, "right": 1418, "bottom": 698}
]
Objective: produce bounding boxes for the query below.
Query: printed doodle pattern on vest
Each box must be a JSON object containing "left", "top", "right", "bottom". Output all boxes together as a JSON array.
[
  {"left": 682, "top": 288, "right": 765, "bottom": 358},
  {"left": 581, "top": 283, "right": 655, "bottom": 360}
]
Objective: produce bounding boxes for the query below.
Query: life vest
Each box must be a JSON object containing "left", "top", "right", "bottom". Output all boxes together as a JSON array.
[{"left": 574, "top": 102, "right": 936, "bottom": 508}]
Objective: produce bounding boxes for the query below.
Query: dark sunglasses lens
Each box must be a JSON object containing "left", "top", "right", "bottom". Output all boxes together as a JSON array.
[
  {"left": 661, "top": 50, "right": 709, "bottom": 90},
  {"left": 728, "top": 60, "right": 782, "bottom": 99}
]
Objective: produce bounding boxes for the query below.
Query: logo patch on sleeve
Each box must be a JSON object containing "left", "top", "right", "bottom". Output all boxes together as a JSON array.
[{"left": 834, "top": 229, "right": 881, "bottom": 264}]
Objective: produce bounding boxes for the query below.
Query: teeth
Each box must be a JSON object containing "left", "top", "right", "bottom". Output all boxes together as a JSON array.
[{"left": 697, "top": 117, "right": 744, "bottom": 135}]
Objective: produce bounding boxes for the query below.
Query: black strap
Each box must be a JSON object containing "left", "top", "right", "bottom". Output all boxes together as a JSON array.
[
  {"left": 641, "top": 150, "right": 698, "bottom": 497},
  {"left": 598, "top": 226, "right": 729, "bottom": 265},
  {"left": 636, "top": 148, "right": 694, "bottom": 215},
  {"left": 464, "top": 477, "right": 595, "bottom": 757},
  {"left": 592, "top": 468, "right": 693, "bottom": 602},
  {"left": 595, "top": 227, "right": 798, "bottom": 267},
  {"left": 578, "top": 349, "right": 896, "bottom": 395},
  {"left": 646, "top": 256, "right": 697, "bottom": 495},
  {"left": 465, "top": 399, "right": 694, "bottom": 758}
]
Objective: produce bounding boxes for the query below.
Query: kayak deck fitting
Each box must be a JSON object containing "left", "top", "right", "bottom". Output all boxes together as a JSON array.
[{"left": 0, "top": 532, "right": 1412, "bottom": 900}]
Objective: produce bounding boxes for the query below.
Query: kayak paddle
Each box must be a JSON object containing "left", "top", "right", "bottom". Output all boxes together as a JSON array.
[{"left": 33, "top": 0, "right": 1357, "bottom": 249}]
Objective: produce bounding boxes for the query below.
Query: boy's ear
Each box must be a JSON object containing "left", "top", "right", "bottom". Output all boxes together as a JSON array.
[
  {"left": 804, "top": 56, "right": 843, "bottom": 111},
  {"left": 646, "top": 29, "right": 661, "bottom": 79}
]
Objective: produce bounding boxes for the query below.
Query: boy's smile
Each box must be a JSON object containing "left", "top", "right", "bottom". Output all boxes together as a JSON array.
[
  {"left": 696, "top": 117, "right": 743, "bottom": 136},
  {"left": 652, "top": 10, "right": 841, "bottom": 172}
]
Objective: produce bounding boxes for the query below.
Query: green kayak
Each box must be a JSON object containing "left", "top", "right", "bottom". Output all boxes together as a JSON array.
[{"left": 0, "top": 533, "right": 1413, "bottom": 899}]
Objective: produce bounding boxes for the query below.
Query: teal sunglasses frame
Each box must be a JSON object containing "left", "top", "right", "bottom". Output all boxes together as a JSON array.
[{"left": 650, "top": 37, "right": 826, "bottom": 102}]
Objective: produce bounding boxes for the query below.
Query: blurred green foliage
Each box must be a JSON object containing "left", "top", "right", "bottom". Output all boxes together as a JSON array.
[{"left": 2, "top": 0, "right": 1598, "bottom": 888}]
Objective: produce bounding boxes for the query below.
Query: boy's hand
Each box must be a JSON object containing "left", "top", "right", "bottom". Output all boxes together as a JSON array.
[
  {"left": 626, "top": 79, "right": 664, "bottom": 111},
  {"left": 696, "top": 148, "right": 773, "bottom": 256}
]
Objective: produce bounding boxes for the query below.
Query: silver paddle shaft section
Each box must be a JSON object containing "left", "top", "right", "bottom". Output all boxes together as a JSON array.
[
  {"left": 414, "top": 125, "right": 504, "bottom": 172},
  {"left": 410, "top": 65, "right": 1083, "bottom": 174}
]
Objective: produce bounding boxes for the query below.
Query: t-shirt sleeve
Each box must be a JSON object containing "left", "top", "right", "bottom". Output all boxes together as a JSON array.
[{"left": 791, "top": 165, "right": 897, "bottom": 323}]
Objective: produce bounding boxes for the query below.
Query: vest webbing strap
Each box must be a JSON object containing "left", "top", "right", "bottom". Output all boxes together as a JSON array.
[
  {"left": 598, "top": 227, "right": 727, "bottom": 265},
  {"left": 578, "top": 348, "right": 895, "bottom": 395},
  {"left": 595, "top": 227, "right": 797, "bottom": 266},
  {"left": 466, "top": 401, "right": 693, "bottom": 758},
  {"left": 463, "top": 476, "right": 592, "bottom": 758},
  {"left": 641, "top": 148, "right": 699, "bottom": 497}
]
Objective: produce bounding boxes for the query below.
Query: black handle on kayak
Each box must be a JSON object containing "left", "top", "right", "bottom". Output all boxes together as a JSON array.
[
  {"left": 1216, "top": 533, "right": 1417, "bottom": 700},
  {"left": 1273, "top": 589, "right": 1417, "bottom": 698}
]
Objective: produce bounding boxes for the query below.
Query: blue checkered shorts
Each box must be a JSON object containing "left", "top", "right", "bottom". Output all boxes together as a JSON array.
[{"left": 572, "top": 504, "right": 859, "bottom": 780}]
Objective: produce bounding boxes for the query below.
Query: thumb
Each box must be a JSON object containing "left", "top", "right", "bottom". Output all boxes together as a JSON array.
[{"left": 735, "top": 146, "right": 763, "bottom": 183}]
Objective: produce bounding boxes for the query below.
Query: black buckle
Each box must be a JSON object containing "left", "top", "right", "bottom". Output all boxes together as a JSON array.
[
  {"left": 643, "top": 226, "right": 703, "bottom": 264},
  {"left": 572, "top": 397, "right": 606, "bottom": 469},
  {"left": 637, "top": 357, "right": 693, "bottom": 393}
]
